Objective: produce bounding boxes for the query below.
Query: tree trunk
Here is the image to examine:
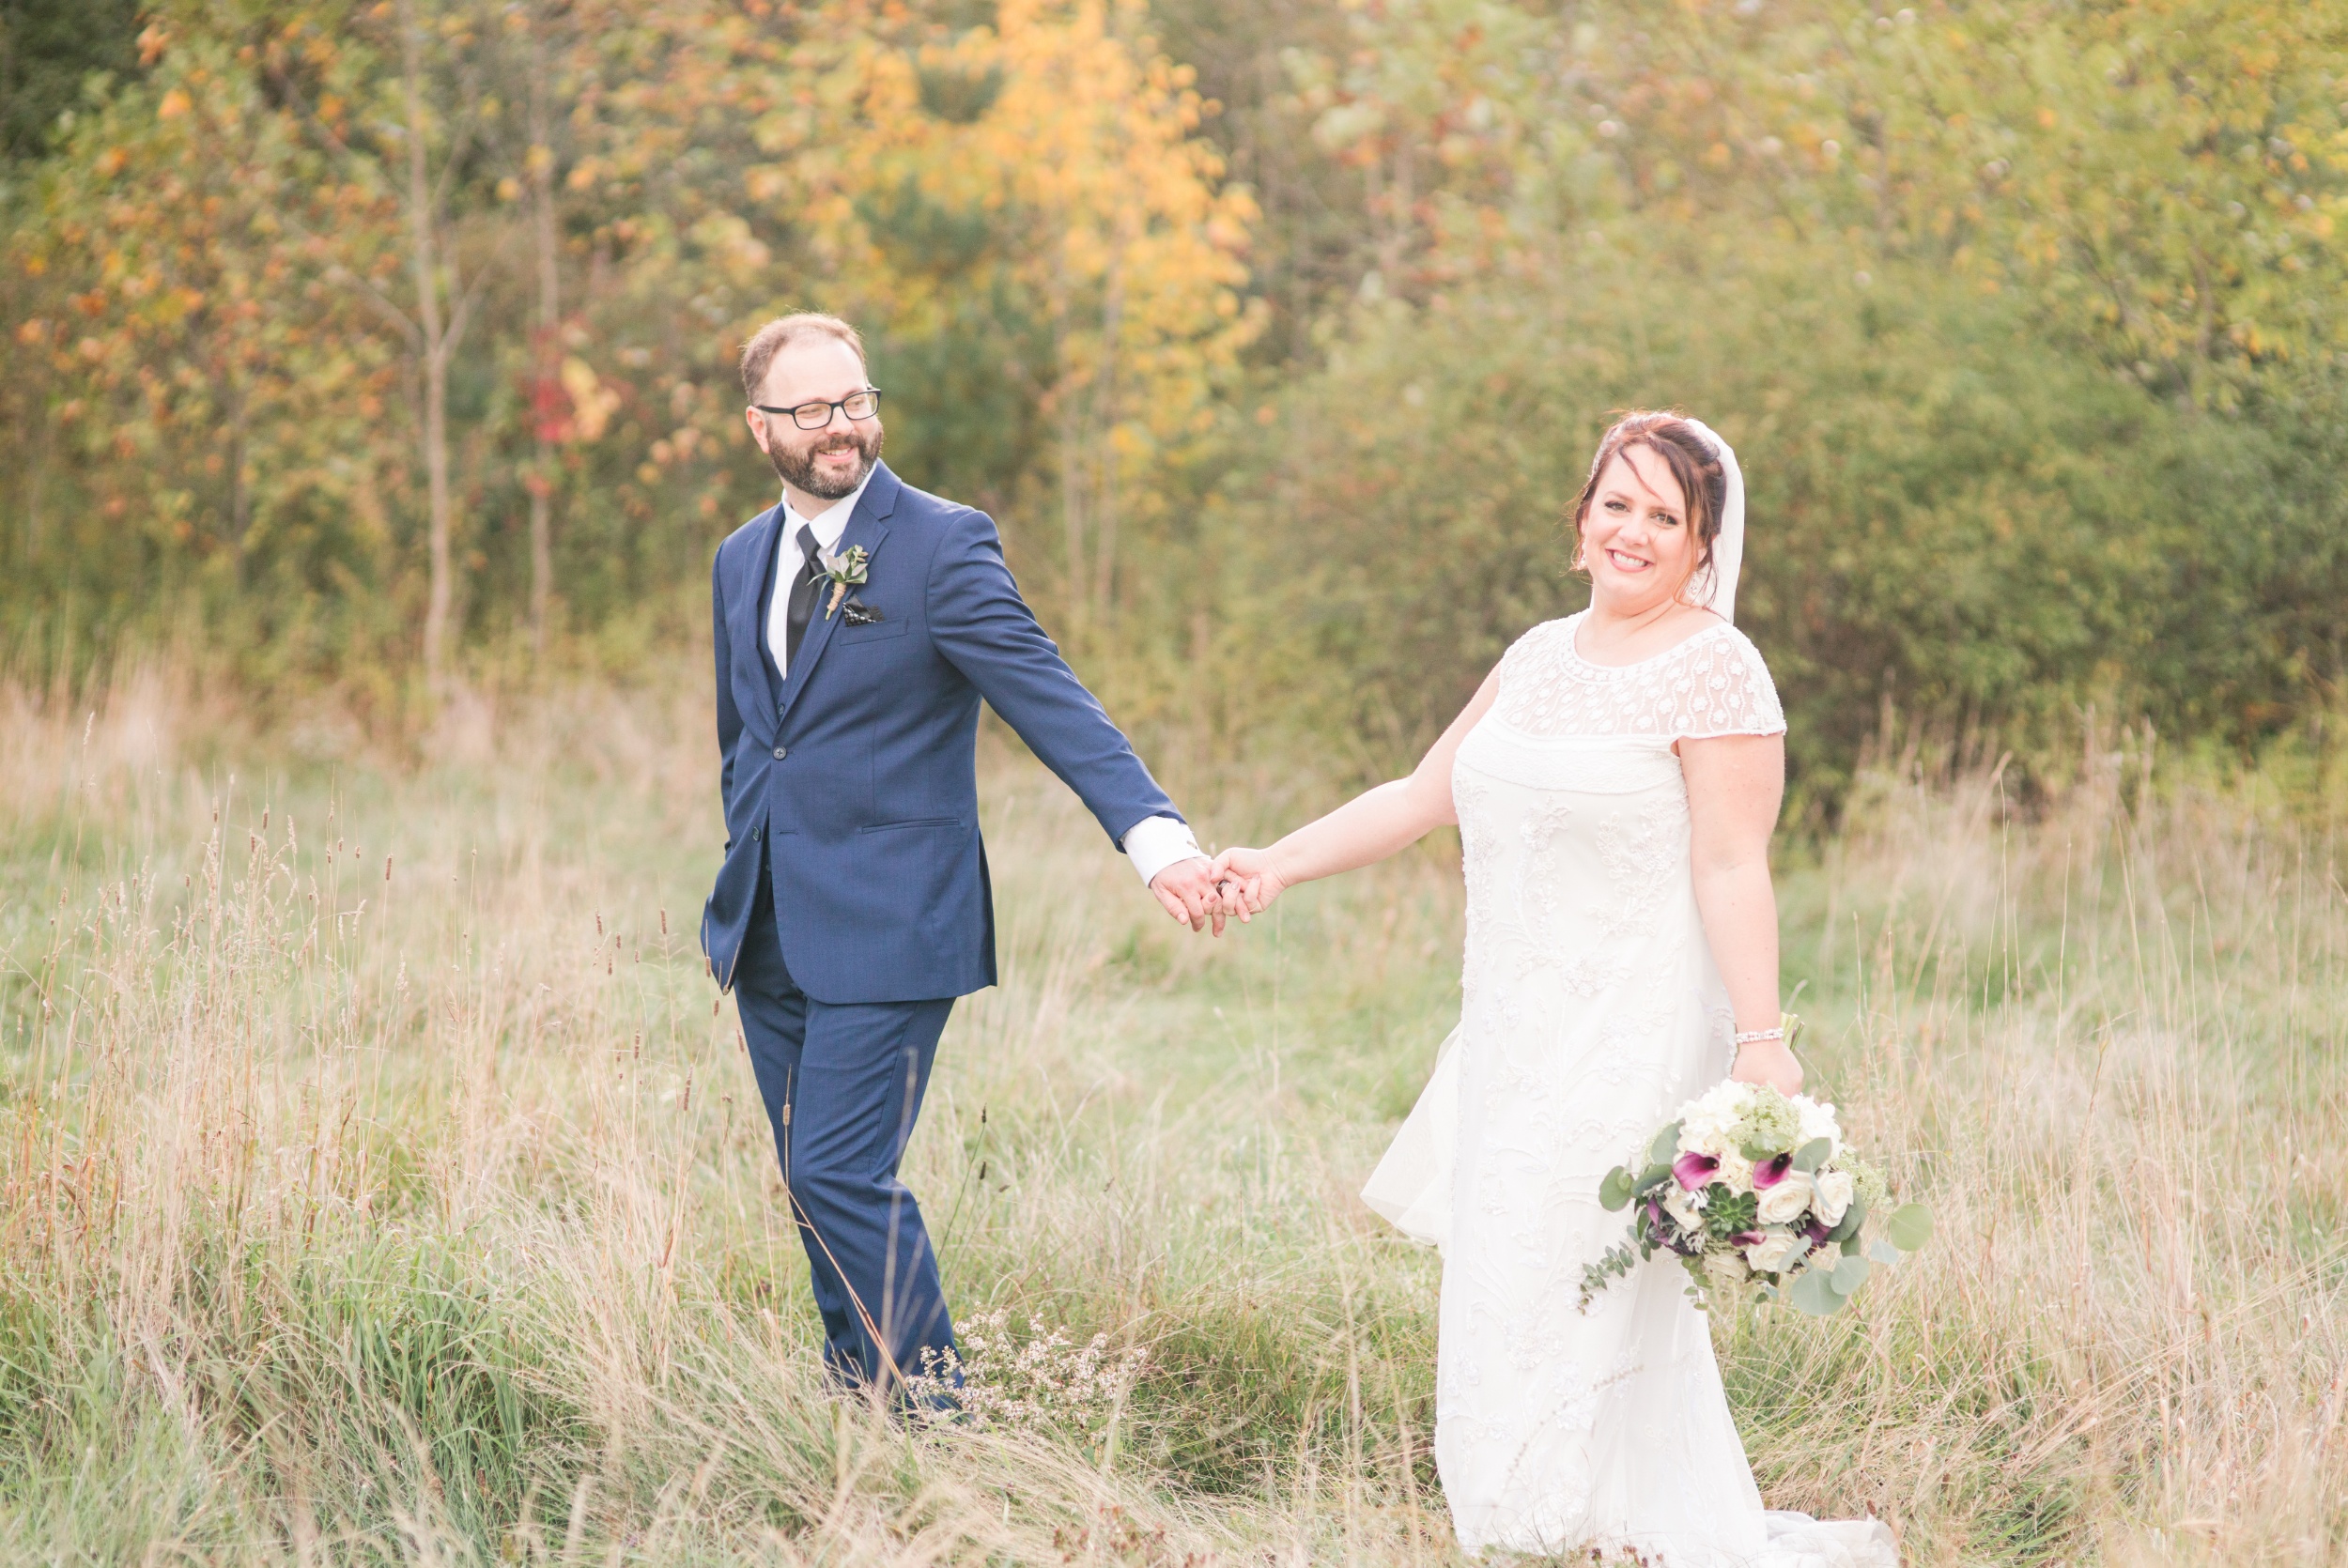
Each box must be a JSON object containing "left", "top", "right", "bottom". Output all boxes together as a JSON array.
[
  {"left": 1052, "top": 265, "right": 1087, "bottom": 638},
  {"left": 402, "top": 0, "right": 455, "bottom": 692},
  {"left": 527, "top": 10, "right": 559, "bottom": 658},
  {"left": 1091, "top": 261, "right": 1122, "bottom": 620}
]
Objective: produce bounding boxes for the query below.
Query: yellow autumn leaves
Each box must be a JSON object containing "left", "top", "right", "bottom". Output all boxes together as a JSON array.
[{"left": 2, "top": 0, "right": 1258, "bottom": 676}]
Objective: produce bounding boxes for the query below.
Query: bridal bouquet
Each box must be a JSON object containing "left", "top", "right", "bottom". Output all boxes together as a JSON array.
[{"left": 1579, "top": 1079, "right": 1931, "bottom": 1316}]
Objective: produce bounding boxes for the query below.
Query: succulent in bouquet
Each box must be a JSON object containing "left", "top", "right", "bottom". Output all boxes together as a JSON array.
[{"left": 1579, "top": 1076, "right": 1932, "bottom": 1316}]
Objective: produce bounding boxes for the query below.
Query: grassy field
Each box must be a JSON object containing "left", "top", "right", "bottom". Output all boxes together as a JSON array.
[{"left": 0, "top": 664, "right": 2340, "bottom": 1566}]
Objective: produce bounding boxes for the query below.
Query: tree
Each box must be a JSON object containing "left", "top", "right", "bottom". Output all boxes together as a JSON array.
[{"left": 810, "top": 0, "right": 1259, "bottom": 631}]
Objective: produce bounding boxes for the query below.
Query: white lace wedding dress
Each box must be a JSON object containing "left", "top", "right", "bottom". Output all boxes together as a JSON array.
[{"left": 1362, "top": 613, "right": 1898, "bottom": 1567}]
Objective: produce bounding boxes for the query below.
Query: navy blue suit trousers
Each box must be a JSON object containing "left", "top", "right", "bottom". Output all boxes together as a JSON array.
[{"left": 734, "top": 863, "right": 957, "bottom": 1392}]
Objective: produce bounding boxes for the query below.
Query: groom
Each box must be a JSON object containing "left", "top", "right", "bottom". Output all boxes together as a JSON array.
[{"left": 702, "top": 313, "right": 1224, "bottom": 1398}]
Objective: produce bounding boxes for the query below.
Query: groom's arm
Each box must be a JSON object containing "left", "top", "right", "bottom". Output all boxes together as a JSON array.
[{"left": 925, "top": 507, "right": 1198, "bottom": 861}]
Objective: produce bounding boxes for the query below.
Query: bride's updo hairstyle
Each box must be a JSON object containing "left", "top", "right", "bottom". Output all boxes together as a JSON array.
[{"left": 1568, "top": 411, "right": 1730, "bottom": 607}]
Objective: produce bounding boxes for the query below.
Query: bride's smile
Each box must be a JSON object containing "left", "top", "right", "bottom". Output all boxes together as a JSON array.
[{"left": 1580, "top": 445, "right": 1699, "bottom": 611}]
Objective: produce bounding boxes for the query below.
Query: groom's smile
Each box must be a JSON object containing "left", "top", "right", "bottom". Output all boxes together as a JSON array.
[{"left": 743, "top": 333, "right": 887, "bottom": 513}]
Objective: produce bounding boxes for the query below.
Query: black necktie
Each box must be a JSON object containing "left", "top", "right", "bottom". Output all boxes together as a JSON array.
[{"left": 784, "top": 524, "right": 822, "bottom": 668}]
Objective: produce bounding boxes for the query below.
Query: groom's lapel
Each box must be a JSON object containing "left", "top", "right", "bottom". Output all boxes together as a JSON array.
[
  {"left": 733, "top": 501, "right": 786, "bottom": 719},
  {"left": 773, "top": 464, "right": 900, "bottom": 730}
]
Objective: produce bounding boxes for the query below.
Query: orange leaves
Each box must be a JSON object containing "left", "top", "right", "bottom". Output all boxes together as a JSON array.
[
  {"left": 159, "top": 90, "right": 194, "bottom": 121},
  {"left": 558, "top": 360, "right": 621, "bottom": 443}
]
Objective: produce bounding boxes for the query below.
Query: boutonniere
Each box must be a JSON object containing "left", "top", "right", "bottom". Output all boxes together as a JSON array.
[{"left": 815, "top": 545, "right": 870, "bottom": 619}]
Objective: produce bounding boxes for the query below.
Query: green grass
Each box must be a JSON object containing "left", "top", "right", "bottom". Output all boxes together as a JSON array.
[{"left": 0, "top": 665, "right": 2340, "bottom": 1564}]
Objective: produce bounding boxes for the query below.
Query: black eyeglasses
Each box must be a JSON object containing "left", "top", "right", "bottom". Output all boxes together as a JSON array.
[{"left": 751, "top": 389, "right": 883, "bottom": 429}]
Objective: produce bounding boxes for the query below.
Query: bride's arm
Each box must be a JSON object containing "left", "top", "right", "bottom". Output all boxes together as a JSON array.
[
  {"left": 1680, "top": 732, "right": 1798, "bottom": 1093},
  {"left": 1213, "top": 664, "right": 1504, "bottom": 915}
]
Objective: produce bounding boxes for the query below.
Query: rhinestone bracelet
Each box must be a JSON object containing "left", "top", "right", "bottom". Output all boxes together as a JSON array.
[{"left": 1732, "top": 1012, "right": 1804, "bottom": 1049}]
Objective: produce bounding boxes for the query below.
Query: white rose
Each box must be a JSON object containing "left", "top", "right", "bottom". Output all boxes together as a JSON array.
[
  {"left": 1742, "top": 1229, "right": 1806, "bottom": 1273},
  {"left": 1754, "top": 1168, "right": 1815, "bottom": 1225},
  {"left": 1661, "top": 1185, "right": 1707, "bottom": 1233},
  {"left": 1812, "top": 1168, "right": 1856, "bottom": 1227},
  {"left": 1704, "top": 1251, "right": 1753, "bottom": 1290}
]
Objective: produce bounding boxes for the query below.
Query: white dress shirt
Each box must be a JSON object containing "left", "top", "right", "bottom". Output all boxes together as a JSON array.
[
  {"left": 766, "top": 473, "right": 873, "bottom": 678},
  {"left": 766, "top": 480, "right": 1207, "bottom": 888}
]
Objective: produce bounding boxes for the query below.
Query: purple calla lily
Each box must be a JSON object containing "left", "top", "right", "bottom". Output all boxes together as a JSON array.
[
  {"left": 1729, "top": 1230, "right": 1765, "bottom": 1249},
  {"left": 1752, "top": 1152, "right": 1794, "bottom": 1189},
  {"left": 1672, "top": 1151, "right": 1720, "bottom": 1191}
]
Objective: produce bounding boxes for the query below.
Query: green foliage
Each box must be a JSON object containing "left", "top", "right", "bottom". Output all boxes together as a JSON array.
[
  {"left": 0, "top": 0, "right": 140, "bottom": 159},
  {"left": 4, "top": 0, "right": 2347, "bottom": 796},
  {"left": 1786, "top": 1266, "right": 1845, "bottom": 1317},
  {"left": 1887, "top": 1202, "right": 1935, "bottom": 1253},
  {"left": 1194, "top": 0, "right": 2348, "bottom": 796},
  {"left": 1646, "top": 1119, "right": 1682, "bottom": 1166}
]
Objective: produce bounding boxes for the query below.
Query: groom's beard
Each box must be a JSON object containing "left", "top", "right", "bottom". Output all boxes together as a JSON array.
[{"left": 765, "top": 423, "right": 884, "bottom": 500}]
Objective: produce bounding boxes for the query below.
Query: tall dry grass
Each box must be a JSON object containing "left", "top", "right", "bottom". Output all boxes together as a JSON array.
[{"left": 0, "top": 664, "right": 2340, "bottom": 1565}]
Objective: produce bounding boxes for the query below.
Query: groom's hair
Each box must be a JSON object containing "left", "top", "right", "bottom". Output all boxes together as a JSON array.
[
  {"left": 739, "top": 314, "right": 868, "bottom": 400},
  {"left": 1568, "top": 410, "right": 1727, "bottom": 605}
]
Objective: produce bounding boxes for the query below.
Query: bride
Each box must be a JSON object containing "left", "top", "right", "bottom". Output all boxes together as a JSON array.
[{"left": 1212, "top": 414, "right": 1899, "bottom": 1566}]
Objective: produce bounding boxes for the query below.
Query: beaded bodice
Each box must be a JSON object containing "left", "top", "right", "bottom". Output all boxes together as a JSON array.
[{"left": 1488, "top": 613, "right": 1785, "bottom": 743}]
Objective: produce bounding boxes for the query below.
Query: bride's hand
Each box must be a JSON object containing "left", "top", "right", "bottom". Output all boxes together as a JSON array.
[
  {"left": 1209, "top": 847, "right": 1287, "bottom": 922},
  {"left": 1729, "top": 1038, "right": 1802, "bottom": 1096}
]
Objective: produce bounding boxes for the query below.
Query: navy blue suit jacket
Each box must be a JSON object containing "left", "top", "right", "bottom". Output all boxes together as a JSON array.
[{"left": 702, "top": 462, "right": 1180, "bottom": 1004}]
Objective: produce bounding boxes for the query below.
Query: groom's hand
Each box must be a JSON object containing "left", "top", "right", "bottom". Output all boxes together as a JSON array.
[{"left": 1150, "top": 857, "right": 1227, "bottom": 935}]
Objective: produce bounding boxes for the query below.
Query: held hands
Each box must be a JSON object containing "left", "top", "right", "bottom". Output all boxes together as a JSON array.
[
  {"left": 1148, "top": 846, "right": 1290, "bottom": 935},
  {"left": 1149, "top": 856, "right": 1229, "bottom": 935},
  {"left": 1206, "top": 846, "right": 1287, "bottom": 924}
]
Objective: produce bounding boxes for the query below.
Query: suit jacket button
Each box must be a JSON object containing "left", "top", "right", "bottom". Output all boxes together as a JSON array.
[
  {"left": 750, "top": 825, "right": 762, "bottom": 841},
  {"left": 772, "top": 746, "right": 787, "bottom": 760}
]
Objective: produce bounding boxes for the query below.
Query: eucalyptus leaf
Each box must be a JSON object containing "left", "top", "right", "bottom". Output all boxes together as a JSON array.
[
  {"left": 1648, "top": 1121, "right": 1685, "bottom": 1166},
  {"left": 1791, "top": 1137, "right": 1833, "bottom": 1174},
  {"left": 1827, "top": 1193, "right": 1868, "bottom": 1243},
  {"left": 1832, "top": 1253, "right": 1870, "bottom": 1296},
  {"left": 1788, "top": 1267, "right": 1845, "bottom": 1316},
  {"left": 1599, "top": 1168, "right": 1634, "bottom": 1212},
  {"left": 1867, "top": 1240, "right": 1904, "bottom": 1265},
  {"left": 1887, "top": 1203, "right": 1934, "bottom": 1252}
]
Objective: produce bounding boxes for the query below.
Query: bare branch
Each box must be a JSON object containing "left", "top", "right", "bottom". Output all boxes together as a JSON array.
[{"left": 442, "top": 220, "right": 527, "bottom": 359}]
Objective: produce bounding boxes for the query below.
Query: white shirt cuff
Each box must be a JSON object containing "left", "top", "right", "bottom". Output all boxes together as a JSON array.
[{"left": 1121, "top": 814, "right": 1206, "bottom": 887}]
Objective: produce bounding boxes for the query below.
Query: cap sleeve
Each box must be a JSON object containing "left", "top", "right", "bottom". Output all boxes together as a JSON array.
[{"left": 1674, "top": 628, "right": 1785, "bottom": 740}]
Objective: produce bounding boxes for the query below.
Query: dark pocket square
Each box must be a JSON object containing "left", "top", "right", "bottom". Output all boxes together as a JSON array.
[{"left": 842, "top": 599, "right": 884, "bottom": 626}]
